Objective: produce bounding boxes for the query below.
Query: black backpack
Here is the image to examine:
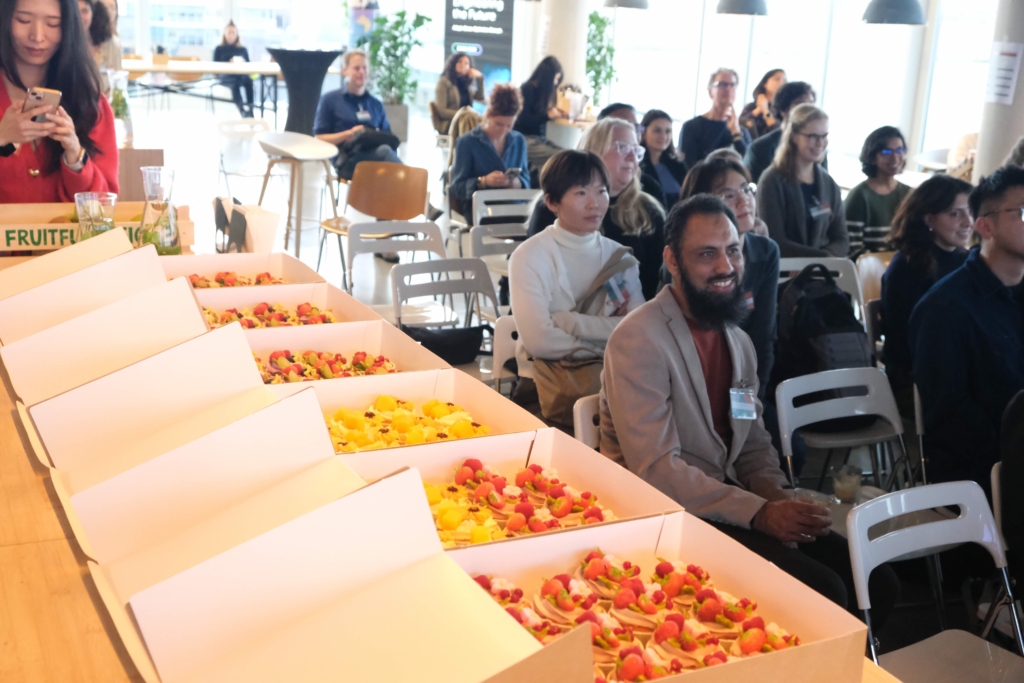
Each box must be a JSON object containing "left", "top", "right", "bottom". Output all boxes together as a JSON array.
[{"left": 770, "top": 263, "right": 874, "bottom": 430}]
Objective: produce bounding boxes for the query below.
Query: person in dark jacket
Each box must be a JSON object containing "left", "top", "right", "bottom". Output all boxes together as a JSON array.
[
  {"left": 756, "top": 104, "right": 848, "bottom": 258},
  {"left": 679, "top": 68, "right": 752, "bottom": 166},
  {"left": 434, "top": 53, "right": 485, "bottom": 134},
  {"left": 527, "top": 117, "right": 665, "bottom": 300},
  {"left": 910, "top": 166, "right": 1024, "bottom": 496},
  {"left": 449, "top": 84, "right": 529, "bottom": 223},
  {"left": 881, "top": 175, "right": 973, "bottom": 413},
  {"left": 739, "top": 68, "right": 785, "bottom": 140},
  {"left": 640, "top": 109, "right": 688, "bottom": 206},
  {"left": 677, "top": 158, "right": 779, "bottom": 398},
  {"left": 213, "top": 22, "right": 253, "bottom": 118},
  {"left": 744, "top": 81, "right": 817, "bottom": 184},
  {"left": 513, "top": 56, "right": 567, "bottom": 174}
]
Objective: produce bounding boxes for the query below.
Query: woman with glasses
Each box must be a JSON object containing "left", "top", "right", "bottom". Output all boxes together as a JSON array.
[
  {"left": 678, "top": 158, "right": 778, "bottom": 395},
  {"left": 528, "top": 117, "right": 665, "bottom": 300},
  {"left": 639, "top": 109, "right": 687, "bottom": 206},
  {"left": 679, "top": 68, "right": 752, "bottom": 167},
  {"left": 845, "top": 126, "right": 912, "bottom": 258},
  {"left": 881, "top": 175, "right": 973, "bottom": 412},
  {"left": 756, "top": 104, "right": 848, "bottom": 257},
  {"left": 740, "top": 68, "right": 786, "bottom": 140}
]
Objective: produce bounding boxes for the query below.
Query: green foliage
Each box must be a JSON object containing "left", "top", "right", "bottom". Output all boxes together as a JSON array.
[
  {"left": 356, "top": 11, "right": 431, "bottom": 105},
  {"left": 586, "top": 11, "right": 616, "bottom": 107}
]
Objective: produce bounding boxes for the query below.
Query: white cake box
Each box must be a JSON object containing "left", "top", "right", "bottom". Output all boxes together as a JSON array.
[
  {"left": 0, "top": 244, "right": 166, "bottom": 345},
  {"left": 450, "top": 511, "right": 868, "bottom": 683},
  {"left": 244, "top": 319, "right": 450, "bottom": 382},
  {"left": 159, "top": 252, "right": 325, "bottom": 286},
  {"left": 26, "top": 324, "right": 271, "bottom": 484},
  {"left": 194, "top": 282, "right": 381, "bottom": 325},
  {"left": 1, "top": 277, "right": 208, "bottom": 408},
  {"left": 101, "top": 469, "right": 593, "bottom": 683},
  {"left": 61, "top": 388, "right": 343, "bottom": 562},
  {"left": 269, "top": 368, "right": 546, "bottom": 448},
  {"left": 342, "top": 428, "right": 683, "bottom": 544},
  {"left": 0, "top": 226, "right": 132, "bottom": 301}
]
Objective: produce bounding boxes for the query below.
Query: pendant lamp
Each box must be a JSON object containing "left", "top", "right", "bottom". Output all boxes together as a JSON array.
[
  {"left": 716, "top": 0, "right": 767, "bottom": 15},
  {"left": 862, "top": 0, "right": 925, "bottom": 24},
  {"left": 604, "top": 0, "right": 649, "bottom": 8}
]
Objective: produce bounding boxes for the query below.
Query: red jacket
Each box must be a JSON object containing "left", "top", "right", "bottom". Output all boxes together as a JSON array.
[{"left": 0, "top": 87, "right": 119, "bottom": 203}]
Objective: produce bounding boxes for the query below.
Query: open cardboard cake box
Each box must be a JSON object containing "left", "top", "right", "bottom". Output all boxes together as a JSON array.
[{"left": 159, "top": 252, "right": 325, "bottom": 287}]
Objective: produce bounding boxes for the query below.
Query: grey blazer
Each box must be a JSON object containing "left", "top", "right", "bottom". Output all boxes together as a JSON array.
[
  {"left": 434, "top": 74, "right": 485, "bottom": 122},
  {"left": 756, "top": 164, "right": 849, "bottom": 258},
  {"left": 599, "top": 288, "right": 791, "bottom": 527}
]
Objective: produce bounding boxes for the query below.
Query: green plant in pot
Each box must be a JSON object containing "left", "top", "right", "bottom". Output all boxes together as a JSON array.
[
  {"left": 586, "top": 11, "right": 616, "bottom": 107},
  {"left": 356, "top": 10, "right": 431, "bottom": 142}
]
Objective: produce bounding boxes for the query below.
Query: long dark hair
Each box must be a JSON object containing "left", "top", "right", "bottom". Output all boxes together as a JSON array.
[
  {"left": 82, "top": 0, "right": 112, "bottom": 46},
  {"left": 640, "top": 109, "right": 681, "bottom": 162},
  {"left": 524, "top": 55, "right": 562, "bottom": 114},
  {"left": 752, "top": 68, "right": 784, "bottom": 100},
  {"left": 679, "top": 157, "right": 752, "bottom": 201},
  {"left": 0, "top": 0, "right": 102, "bottom": 174},
  {"left": 890, "top": 174, "right": 973, "bottom": 276},
  {"left": 443, "top": 52, "right": 471, "bottom": 83}
]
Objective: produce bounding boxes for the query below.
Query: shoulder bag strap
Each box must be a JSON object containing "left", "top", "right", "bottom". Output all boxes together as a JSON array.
[{"left": 574, "top": 246, "right": 639, "bottom": 313}]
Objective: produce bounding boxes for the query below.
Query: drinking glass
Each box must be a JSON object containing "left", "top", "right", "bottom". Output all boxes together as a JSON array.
[
  {"left": 74, "top": 192, "right": 117, "bottom": 242},
  {"left": 139, "top": 166, "right": 180, "bottom": 254},
  {"left": 832, "top": 464, "right": 863, "bottom": 504}
]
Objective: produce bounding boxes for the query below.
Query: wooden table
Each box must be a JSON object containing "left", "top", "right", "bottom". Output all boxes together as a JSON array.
[{"left": 0, "top": 365, "right": 898, "bottom": 682}]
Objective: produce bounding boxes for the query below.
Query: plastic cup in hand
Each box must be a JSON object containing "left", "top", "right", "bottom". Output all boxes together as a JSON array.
[
  {"left": 832, "top": 464, "right": 863, "bottom": 504},
  {"left": 74, "top": 192, "right": 117, "bottom": 242},
  {"left": 793, "top": 488, "right": 838, "bottom": 507}
]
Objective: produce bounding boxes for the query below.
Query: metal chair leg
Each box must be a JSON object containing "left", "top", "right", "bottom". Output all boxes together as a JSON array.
[
  {"left": 816, "top": 449, "right": 835, "bottom": 492},
  {"left": 258, "top": 158, "right": 277, "bottom": 205},
  {"left": 872, "top": 443, "right": 883, "bottom": 488},
  {"left": 1002, "top": 567, "right": 1024, "bottom": 655},
  {"left": 337, "top": 233, "right": 349, "bottom": 292},
  {"left": 864, "top": 608, "right": 879, "bottom": 664},
  {"left": 283, "top": 161, "right": 296, "bottom": 251},
  {"left": 926, "top": 553, "right": 947, "bottom": 631},
  {"left": 316, "top": 230, "right": 326, "bottom": 272},
  {"left": 294, "top": 161, "right": 304, "bottom": 257}
]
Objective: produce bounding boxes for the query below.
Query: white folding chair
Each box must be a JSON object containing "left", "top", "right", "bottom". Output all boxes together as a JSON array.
[
  {"left": 775, "top": 367, "right": 913, "bottom": 491},
  {"left": 977, "top": 461, "right": 1024, "bottom": 642},
  {"left": 491, "top": 315, "right": 519, "bottom": 394},
  {"left": 913, "top": 384, "right": 929, "bottom": 485},
  {"left": 472, "top": 188, "right": 542, "bottom": 228},
  {"left": 217, "top": 118, "right": 277, "bottom": 198},
  {"left": 856, "top": 251, "right": 894, "bottom": 305},
  {"left": 391, "top": 257, "right": 500, "bottom": 330},
  {"left": 346, "top": 221, "right": 446, "bottom": 293},
  {"left": 993, "top": 462, "right": 1006, "bottom": 549},
  {"left": 847, "top": 481, "right": 1024, "bottom": 665},
  {"left": 779, "top": 257, "right": 865, "bottom": 324},
  {"left": 573, "top": 394, "right": 601, "bottom": 450}
]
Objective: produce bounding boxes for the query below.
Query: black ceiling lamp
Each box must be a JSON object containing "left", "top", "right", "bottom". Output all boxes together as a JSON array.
[
  {"left": 604, "top": 0, "right": 649, "bottom": 8},
  {"left": 716, "top": 0, "right": 767, "bottom": 15},
  {"left": 863, "top": 0, "right": 926, "bottom": 25}
]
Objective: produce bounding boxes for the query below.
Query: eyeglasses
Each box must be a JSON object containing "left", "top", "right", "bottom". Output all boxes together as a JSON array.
[
  {"left": 982, "top": 206, "right": 1024, "bottom": 221},
  {"left": 712, "top": 81, "right": 738, "bottom": 89},
  {"left": 715, "top": 184, "right": 755, "bottom": 205},
  {"left": 612, "top": 141, "right": 645, "bottom": 161},
  {"left": 879, "top": 147, "right": 906, "bottom": 156},
  {"left": 797, "top": 132, "right": 829, "bottom": 144}
]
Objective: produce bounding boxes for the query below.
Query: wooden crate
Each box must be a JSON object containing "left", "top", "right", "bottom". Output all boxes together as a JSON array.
[{"left": 0, "top": 202, "right": 193, "bottom": 261}]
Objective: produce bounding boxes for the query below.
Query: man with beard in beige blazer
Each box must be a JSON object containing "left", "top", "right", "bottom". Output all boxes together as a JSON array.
[{"left": 599, "top": 194, "right": 899, "bottom": 625}]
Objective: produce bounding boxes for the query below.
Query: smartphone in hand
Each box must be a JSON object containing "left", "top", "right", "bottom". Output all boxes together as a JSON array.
[
  {"left": 505, "top": 167, "right": 521, "bottom": 179},
  {"left": 23, "top": 87, "right": 61, "bottom": 123}
]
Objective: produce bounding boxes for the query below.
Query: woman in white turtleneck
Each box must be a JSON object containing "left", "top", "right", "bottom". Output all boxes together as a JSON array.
[{"left": 510, "top": 150, "right": 644, "bottom": 377}]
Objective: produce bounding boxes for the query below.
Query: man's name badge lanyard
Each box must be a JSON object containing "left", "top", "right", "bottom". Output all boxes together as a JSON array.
[
  {"left": 730, "top": 380, "right": 757, "bottom": 420},
  {"left": 356, "top": 104, "right": 372, "bottom": 123}
]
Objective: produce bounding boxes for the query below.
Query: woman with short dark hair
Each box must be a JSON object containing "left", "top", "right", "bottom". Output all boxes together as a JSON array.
[
  {"left": 434, "top": 53, "right": 484, "bottom": 133},
  {"left": 510, "top": 149, "right": 643, "bottom": 379},
  {"left": 514, "top": 56, "right": 567, "bottom": 173},
  {"left": 0, "top": 0, "right": 119, "bottom": 201},
  {"left": 881, "top": 174, "right": 973, "bottom": 410},
  {"left": 844, "top": 125, "right": 912, "bottom": 257},
  {"left": 213, "top": 21, "right": 253, "bottom": 118},
  {"left": 449, "top": 83, "right": 528, "bottom": 222},
  {"left": 740, "top": 68, "right": 785, "bottom": 140},
  {"left": 639, "top": 108, "right": 687, "bottom": 205}
]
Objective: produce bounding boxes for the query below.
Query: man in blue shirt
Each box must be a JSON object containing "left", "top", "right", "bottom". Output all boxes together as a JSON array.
[
  {"left": 910, "top": 165, "right": 1024, "bottom": 495},
  {"left": 314, "top": 50, "right": 401, "bottom": 181}
]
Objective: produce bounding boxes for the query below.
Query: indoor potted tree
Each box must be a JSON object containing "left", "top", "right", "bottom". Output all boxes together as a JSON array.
[
  {"left": 356, "top": 10, "right": 431, "bottom": 142},
  {"left": 586, "top": 11, "right": 616, "bottom": 107}
]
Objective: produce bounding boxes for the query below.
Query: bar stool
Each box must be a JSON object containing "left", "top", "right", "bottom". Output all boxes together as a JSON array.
[{"left": 256, "top": 132, "right": 338, "bottom": 257}]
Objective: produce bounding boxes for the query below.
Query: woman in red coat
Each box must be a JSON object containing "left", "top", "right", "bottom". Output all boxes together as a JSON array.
[{"left": 0, "top": 0, "right": 118, "bottom": 202}]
